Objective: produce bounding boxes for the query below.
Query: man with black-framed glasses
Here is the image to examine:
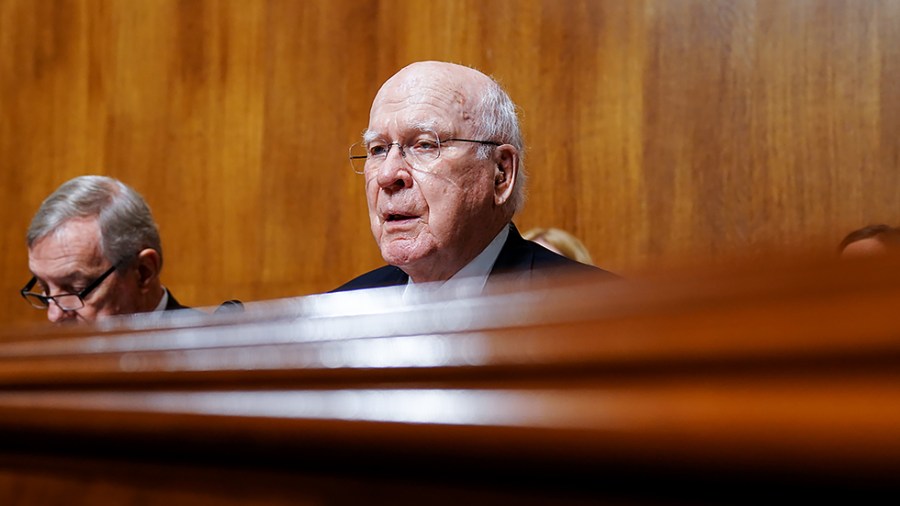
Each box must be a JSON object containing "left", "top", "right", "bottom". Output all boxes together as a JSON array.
[
  {"left": 334, "top": 61, "right": 614, "bottom": 296},
  {"left": 23, "top": 175, "right": 191, "bottom": 323}
]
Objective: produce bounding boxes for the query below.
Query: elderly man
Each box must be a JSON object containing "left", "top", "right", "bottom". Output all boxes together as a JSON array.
[
  {"left": 21, "top": 175, "right": 189, "bottom": 323},
  {"left": 335, "top": 61, "right": 613, "bottom": 295}
]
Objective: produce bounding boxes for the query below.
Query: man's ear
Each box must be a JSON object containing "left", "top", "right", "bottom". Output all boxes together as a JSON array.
[
  {"left": 134, "top": 248, "right": 161, "bottom": 292},
  {"left": 493, "top": 144, "right": 518, "bottom": 206}
]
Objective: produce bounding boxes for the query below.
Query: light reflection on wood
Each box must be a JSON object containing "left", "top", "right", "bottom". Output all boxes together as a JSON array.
[{"left": 2, "top": 256, "right": 900, "bottom": 502}]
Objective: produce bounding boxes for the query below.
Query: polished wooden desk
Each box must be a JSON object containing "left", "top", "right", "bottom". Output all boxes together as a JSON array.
[{"left": 1, "top": 258, "right": 899, "bottom": 504}]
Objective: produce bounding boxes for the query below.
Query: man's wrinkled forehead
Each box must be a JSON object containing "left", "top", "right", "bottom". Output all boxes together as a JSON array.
[
  {"left": 378, "top": 61, "right": 479, "bottom": 98},
  {"left": 29, "top": 215, "right": 102, "bottom": 253},
  {"left": 28, "top": 218, "right": 107, "bottom": 284},
  {"left": 368, "top": 64, "right": 483, "bottom": 132}
]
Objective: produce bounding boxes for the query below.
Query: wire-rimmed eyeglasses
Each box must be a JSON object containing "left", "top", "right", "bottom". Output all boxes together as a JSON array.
[
  {"left": 20, "top": 263, "right": 120, "bottom": 312},
  {"left": 349, "top": 132, "right": 500, "bottom": 174}
]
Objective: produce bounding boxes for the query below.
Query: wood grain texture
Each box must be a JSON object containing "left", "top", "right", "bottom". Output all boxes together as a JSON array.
[
  {"left": 2, "top": 258, "right": 900, "bottom": 502},
  {"left": 2, "top": 0, "right": 899, "bottom": 324}
]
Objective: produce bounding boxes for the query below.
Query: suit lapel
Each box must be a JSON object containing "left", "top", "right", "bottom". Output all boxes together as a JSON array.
[
  {"left": 164, "top": 290, "right": 186, "bottom": 311},
  {"left": 488, "top": 223, "right": 534, "bottom": 282}
]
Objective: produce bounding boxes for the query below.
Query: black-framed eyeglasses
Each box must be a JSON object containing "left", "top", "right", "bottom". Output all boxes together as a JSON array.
[
  {"left": 349, "top": 133, "right": 500, "bottom": 174},
  {"left": 20, "top": 263, "right": 120, "bottom": 312}
]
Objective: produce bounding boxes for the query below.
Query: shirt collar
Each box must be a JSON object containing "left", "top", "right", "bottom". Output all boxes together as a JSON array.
[
  {"left": 403, "top": 224, "right": 509, "bottom": 302},
  {"left": 152, "top": 287, "right": 169, "bottom": 313}
]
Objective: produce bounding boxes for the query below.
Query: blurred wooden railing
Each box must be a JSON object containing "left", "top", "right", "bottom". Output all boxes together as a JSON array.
[{"left": 1, "top": 257, "right": 900, "bottom": 504}]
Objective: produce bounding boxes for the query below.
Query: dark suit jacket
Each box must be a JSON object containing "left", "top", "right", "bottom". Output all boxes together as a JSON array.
[
  {"left": 333, "top": 223, "right": 615, "bottom": 293},
  {"left": 164, "top": 289, "right": 190, "bottom": 311}
]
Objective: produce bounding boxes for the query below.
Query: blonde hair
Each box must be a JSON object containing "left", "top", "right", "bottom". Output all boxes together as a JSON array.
[{"left": 522, "top": 227, "right": 594, "bottom": 265}]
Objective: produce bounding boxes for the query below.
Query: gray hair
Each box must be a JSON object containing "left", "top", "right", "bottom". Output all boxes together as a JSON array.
[
  {"left": 26, "top": 175, "right": 163, "bottom": 268},
  {"left": 470, "top": 77, "right": 527, "bottom": 214}
]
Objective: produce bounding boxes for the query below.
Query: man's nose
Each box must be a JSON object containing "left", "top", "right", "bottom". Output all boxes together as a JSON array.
[
  {"left": 47, "top": 301, "right": 74, "bottom": 323},
  {"left": 375, "top": 145, "right": 413, "bottom": 191}
]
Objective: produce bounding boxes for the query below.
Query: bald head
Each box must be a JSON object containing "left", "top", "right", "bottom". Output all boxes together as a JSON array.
[
  {"left": 839, "top": 224, "right": 900, "bottom": 258},
  {"left": 372, "top": 61, "right": 493, "bottom": 130}
]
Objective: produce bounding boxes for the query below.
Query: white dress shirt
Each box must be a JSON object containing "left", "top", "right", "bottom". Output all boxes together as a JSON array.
[{"left": 402, "top": 225, "right": 509, "bottom": 303}]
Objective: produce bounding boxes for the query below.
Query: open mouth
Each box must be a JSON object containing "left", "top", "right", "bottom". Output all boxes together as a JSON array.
[{"left": 386, "top": 213, "right": 416, "bottom": 222}]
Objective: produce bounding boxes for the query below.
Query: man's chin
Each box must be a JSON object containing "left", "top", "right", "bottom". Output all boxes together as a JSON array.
[{"left": 380, "top": 240, "right": 428, "bottom": 268}]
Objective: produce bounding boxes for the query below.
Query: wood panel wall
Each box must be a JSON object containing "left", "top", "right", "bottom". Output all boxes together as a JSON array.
[{"left": 2, "top": 0, "right": 898, "bottom": 324}]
